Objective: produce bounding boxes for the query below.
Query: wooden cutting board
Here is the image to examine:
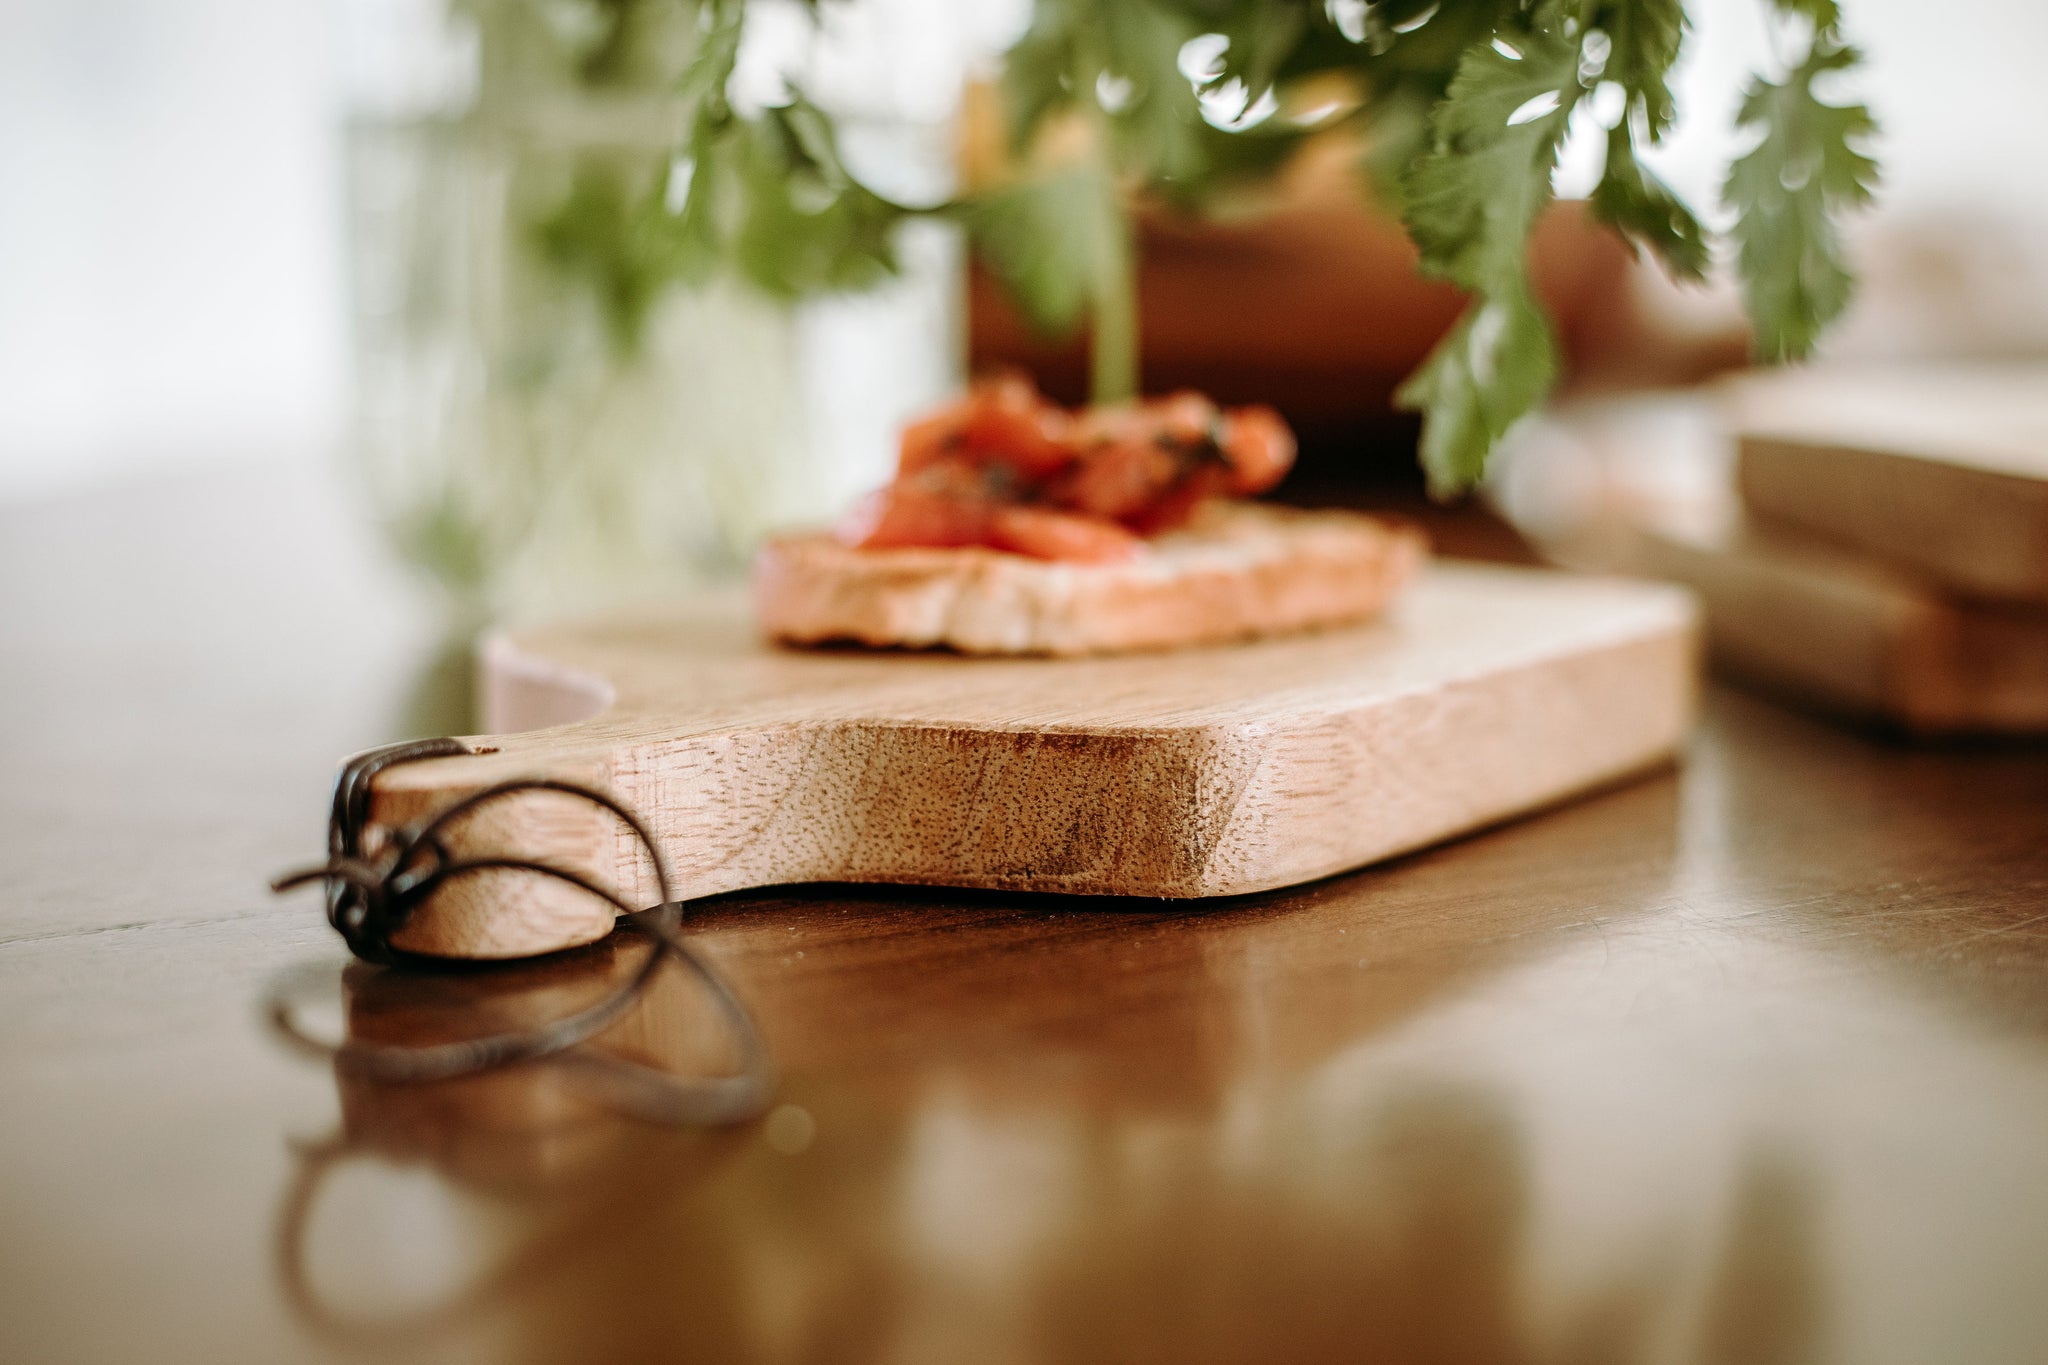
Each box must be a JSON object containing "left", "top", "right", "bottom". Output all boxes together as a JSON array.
[
  {"left": 367, "top": 563, "right": 1698, "bottom": 959},
  {"left": 1626, "top": 519, "right": 2048, "bottom": 735},
  {"left": 1733, "top": 365, "right": 2048, "bottom": 605}
]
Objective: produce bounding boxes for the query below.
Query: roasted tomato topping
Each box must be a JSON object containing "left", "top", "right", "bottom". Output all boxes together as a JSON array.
[
  {"left": 1218, "top": 404, "right": 1296, "bottom": 497},
  {"left": 955, "top": 372, "right": 1075, "bottom": 478},
  {"left": 840, "top": 373, "right": 1295, "bottom": 562},
  {"left": 988, "top": 505, "right": 1143, "bottom": 563}
]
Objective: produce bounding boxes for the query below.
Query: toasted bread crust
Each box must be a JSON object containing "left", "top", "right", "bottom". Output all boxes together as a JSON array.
[{"left": 753, "top": 502, "right": 1429, "bottom": 655}]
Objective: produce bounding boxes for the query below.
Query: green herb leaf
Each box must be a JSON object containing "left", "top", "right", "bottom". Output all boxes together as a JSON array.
[
  {"left": 1591, "top": 122, "right": 1708, "bottom": 282},
  {"left": 1768, "top": 0, "right": 1842, "bottom": 34},
  {"left": 1369, "top": 0, "right": 1521, "bottom": 80},
  {"left": 729, "top": 96, "right": 905, "bottom": 296},
  {"left": 677, "top": 0, "right": 743, "bottom": 114},
  {"left": 1396, "top": 282, "right": 1559, "bottom": 496},
  {"left": 1396, "top": 8, "right": 1583, "bottom": 493},
  {"left": 966, "top": 163, "right": 1128, "bottom": 337},
  {"left": 1205, "top": 0, "right": 1307, "bottom": 105},
  {"left": 1402, "top": 16, "right": 1582, "bottom": 290},
  {"left": 1095, "top": 0, "right": 1209, "bottom": 184},
  {"left": 1001, "top": 1, "right": 1075, "bottom": 156},
  {"left": 532, "top": 162, "right": 685, "bottom": 356},
  {"left": 1592, "top": 0, "right": 1686, "bottom": 134},
  {"left": 1723, "top": 34, "right": 1878, "bottom": 361},
  {"left": 545, "top": 0, "right": 928, "bottom": 335}
]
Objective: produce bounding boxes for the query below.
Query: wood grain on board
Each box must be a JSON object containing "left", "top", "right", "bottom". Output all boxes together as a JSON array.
[
  {"left": 1627, "top": 520, "right": 2048, "bottom": 735},
  {"left": 1732, "top": 366, "right": 2048, "bottom": 605},
  {"left": 362, "top": 563, "right": 1698, "bottom": 959}
]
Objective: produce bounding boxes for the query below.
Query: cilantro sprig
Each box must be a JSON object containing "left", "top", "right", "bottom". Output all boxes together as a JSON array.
[
  {"left": 1381, "top": 0, "right": 1873, "bottom": 490},
  {"left": 1394, "top": 9, "right": 1585, "bottom": 491},
  {"left": 532, "top": 0, "right": 1879, "bottom": 494},
  {"left": 1723, "top": 28, "right": 1880, "bottom": 362}
]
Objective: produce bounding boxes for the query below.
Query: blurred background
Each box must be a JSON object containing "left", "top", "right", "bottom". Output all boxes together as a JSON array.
[
  {"left": 6, "top": 0, "right": 2045, "bottom": 494},
  {"left": 5, "top": 0, "right": 2048, "bottom": 731}
]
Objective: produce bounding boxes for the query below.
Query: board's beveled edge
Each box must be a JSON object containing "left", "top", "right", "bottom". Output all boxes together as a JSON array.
[{"left": 1193, "top": 607, "right": 1696, "bottom": 896}]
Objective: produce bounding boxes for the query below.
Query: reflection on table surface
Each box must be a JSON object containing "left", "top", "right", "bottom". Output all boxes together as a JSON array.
[
  {"left": 3, "top": 470, "right": 2046, "bottom": 1364},
  {"left": 253, "top": 715, "right": 2048, "bottom": 1365}
]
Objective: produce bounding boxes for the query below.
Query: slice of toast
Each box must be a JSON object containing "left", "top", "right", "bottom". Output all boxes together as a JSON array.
[{"left": 753, "top": 501, "right": 1429, "bottom": 655}]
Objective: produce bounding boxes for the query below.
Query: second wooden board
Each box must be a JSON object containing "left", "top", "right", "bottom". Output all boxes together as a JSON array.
[
  {"left": 1733, "top": 364, "right": 2048, "bottom": 605},
  {"left": 363, "top": 563, "right": 1699, "bottom": 959},
  {"left": 1627, "top": 519, "right": 2048, "bottom": 735}
]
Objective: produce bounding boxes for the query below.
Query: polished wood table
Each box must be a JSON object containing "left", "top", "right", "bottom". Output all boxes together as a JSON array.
[{"left": 4, "top": 468, "right": 2046, "bottom": 1365}]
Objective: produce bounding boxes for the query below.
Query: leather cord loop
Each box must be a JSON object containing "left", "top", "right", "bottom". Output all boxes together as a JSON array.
[{"left": 266, "top": 739, "right": 773, "bottom": 1124}]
